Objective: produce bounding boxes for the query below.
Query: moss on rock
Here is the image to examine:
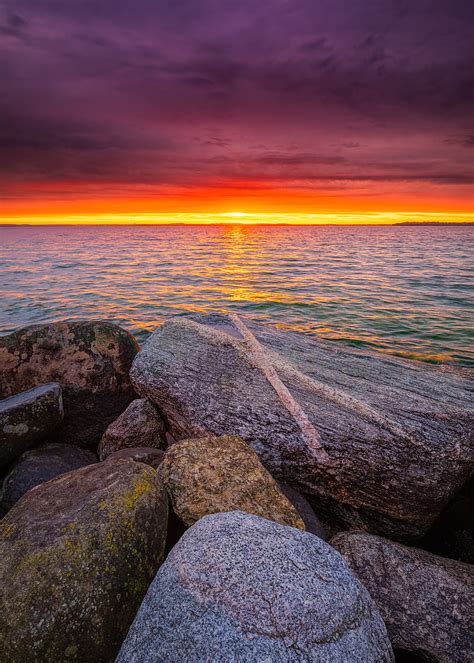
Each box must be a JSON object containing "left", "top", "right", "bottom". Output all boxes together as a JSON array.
[{"left": 0, "top": 458, "right": 168, "bottom": 662}]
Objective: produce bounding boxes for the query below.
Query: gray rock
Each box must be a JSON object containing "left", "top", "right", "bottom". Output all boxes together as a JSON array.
[
  {"left": 279, "top": 481, "right": 326, "bottom": 539},
  {"left": 0, "top": 442, "right": 97, "bottom": 513},
  {"left": 331, "top": 531, "right": 474, "bottom": 662},
  {"left": 0, "top": 382, "right": 63, "bottom": 470},
  {"left": 130, "top": 313, "right": 474, "bottom": 541},
  {"left": 98, "top": 398, "right": 166, "bottom": 460},
  {"left": 117, "top": 511, "right": 393, "bottom": 663},
  {"left": 106, "top": 446, "right": 165, "bottom": 468},
  {"left": 0, "top": 320, "right": 138, "bottom": 450},
  {"left": 0, "top": 458, "right": 168, "bottom": 662}
]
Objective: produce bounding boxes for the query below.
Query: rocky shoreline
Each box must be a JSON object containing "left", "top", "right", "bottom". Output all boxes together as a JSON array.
[{"left": 0, "top": 315, "right": 473, "bottom": 661}]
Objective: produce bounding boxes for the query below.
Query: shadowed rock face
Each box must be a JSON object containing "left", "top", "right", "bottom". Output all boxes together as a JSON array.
[
  {"left": 331, "top": 531, "right": 474, "bottom": 663},
  {"left": 98, "top": 398, "right": 166, "bottom": 460},
  {"left": 131, "top": 313, "right": 474, "bottom": 541},
  {"left": 0, "top": 443, "right": 97, "bottom": 513},
  {"left": 117, "top": 511, "right": 394, "bottom": 663},
  {"left": 160, "top": 435, "right": 305, "bottom": 529},
  {"left": 0, "top": 459, "right": 168, "bottom": 662},
  {"left": 0, "top": 382, "right": 63, "bottom": 469},
  {"left": 278, "top": 481, "right": 326, "bottom": 539},
  {"left": 0, "top": 321, "right": 139, "bottom": 450}
]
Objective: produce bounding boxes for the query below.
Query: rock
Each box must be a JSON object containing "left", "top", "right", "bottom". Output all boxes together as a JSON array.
[
  {"left": 0, "top": 459, "right": 168, "bottom": 661},
  {"left": 106, "top": 446, "right": 165, "bottom": 468},
  {"left": 0, "top": 443, "right": 97, "bottom": 513},
  {"left": 160, "top": 434, "right": 304, "bottom": 529},
  {"left": 98, "top": 398, "right": 165, "bottom": 460},
  {"left": 0, "top": 382, "right": 63, "bottom": 470},
  {"left": 117, "top": 511, "right": 393, "bottom": 662},
  {"left": 279, "top": 481, "right": 326, "bottom": 539},
  {"left": 0, "top": 320, "right": 138, "bottom": 450},
  {"left": 130, "top": 313, "right": 474, "bottom": 541},
  {"left": 331, "top": 531, "right": 474, "bottom": 663}
]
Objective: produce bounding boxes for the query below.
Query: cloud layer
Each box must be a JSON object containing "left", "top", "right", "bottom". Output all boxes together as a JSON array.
[{"left": 1, "top": 0, "right": 473, "bottom": 212}]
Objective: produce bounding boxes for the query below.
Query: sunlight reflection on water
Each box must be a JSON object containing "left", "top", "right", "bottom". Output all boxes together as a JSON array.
[{"left": 0, "top": 224, "right": 473, "bottom": 366}]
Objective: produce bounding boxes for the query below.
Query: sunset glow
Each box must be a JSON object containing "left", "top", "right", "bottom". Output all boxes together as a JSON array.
[
  {"left": 2, "top": 212, "right": 473, "bottom": 226},
  {"left": 1, "top": 2, "right": 472, "bottom": 224}
]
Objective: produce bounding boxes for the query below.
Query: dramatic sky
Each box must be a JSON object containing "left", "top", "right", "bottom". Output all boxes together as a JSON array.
[{"left": 1, "top": 0, "right": 473, "bottom": 222}]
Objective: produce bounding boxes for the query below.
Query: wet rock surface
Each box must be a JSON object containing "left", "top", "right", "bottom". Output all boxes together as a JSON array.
[
  {"left": 0, "top": 442, "right": 97, "bottom": 513},
  {"left": 0, "top": 458, "right": 168, "bottom": 662},
  {"left": 131, "top": 313, "right": 474, "bottom": 541},
  {"left": 0, "top": 382, "right": 63, "bottom": 469},
  {"left": 117, "top": 511, "right": 394, "bottom": 663},
  {"left": 160, "top": 434, "right": 305, "bottom": 529},
  {"left": 0, "top": 321, "right": 138, "bottom": 450},
  {"left": 98, "top": 398, "right": 166, "bottom": 460},
  {"left": 332, "top": 531, "right": 474, "bottom": 663}
]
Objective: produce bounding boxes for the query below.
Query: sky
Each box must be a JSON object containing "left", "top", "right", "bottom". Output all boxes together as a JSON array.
[{"left": 1, "top": 0, "right": 473, "bottom": 223}]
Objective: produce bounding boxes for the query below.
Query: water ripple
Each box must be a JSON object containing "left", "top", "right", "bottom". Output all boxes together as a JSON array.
[{"left": 0, "top": 224, "right": 473, "bottom": 366}]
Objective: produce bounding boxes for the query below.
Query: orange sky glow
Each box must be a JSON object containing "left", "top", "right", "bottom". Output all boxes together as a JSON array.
[{"left": 2, "top": 181, "right": 473, "bottom": 225}]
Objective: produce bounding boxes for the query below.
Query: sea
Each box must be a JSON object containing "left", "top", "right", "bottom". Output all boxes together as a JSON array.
[{"left": 1, "top": 224, "right": 473, "bottom": 367}]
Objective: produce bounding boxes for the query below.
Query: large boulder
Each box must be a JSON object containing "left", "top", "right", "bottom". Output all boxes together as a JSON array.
[
  {"left": 0, "top": 459, "right": 168, "bottom": 661},
  {"left": 331, "top": 531, "right": 474, "bottom": 662},
  {"left": 98, "top": 398, "right": 166, "bottom": 460},
  {"left": 160, "top": 434, "right": 304, "bottom": 529},
  {"left": 0, "top": 321, "right": 138, "bottom": 449},
  {"left": 0, "top": 382, "right": 63, "bottom": 470},
  {"left": 0, "top": 442, "right": 97, "bottom": 513},
  {"left": 131, "top": 313, "right": 474, "bottom": 541},
  {"left": 117, "top": 511, "right": 393, "bottom": 662}
]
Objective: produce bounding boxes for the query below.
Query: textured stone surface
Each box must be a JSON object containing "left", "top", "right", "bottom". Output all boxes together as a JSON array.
[
  {"left": 0, "top": 459, "right": 168, "bottom": 662},
  {"left": 0, "top": 321, "right": 138, "bottom": 449},
  {"left": 160, "top": 435, "right": 304, "bottom": 529},
  {"left": 117, "top": 511, "right": 393, "bottom": 662},
  {"left": 98, "top": 398, "right": 165, "bottom": 460},
  {"left": 131, "top": 313, "right": 474, "bottom": 541},
  {"left": 0, "top": 382, "right": 63, "bottom": 469},
  {"left": 279, "top": 481, "right": 326, "bottom": 539},
  {"left": 106, "top": 446, "right": 165, "bottom": 468},
  {"left": 332, "top": 531, "right": 474, "bottom": 663},
  {"left": 0, "top": 442, "right": 97, "bottom": 513}
]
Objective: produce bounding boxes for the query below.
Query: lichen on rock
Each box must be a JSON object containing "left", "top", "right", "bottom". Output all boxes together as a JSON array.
[
  {"left": 160, "top": 434, "right": 305, "bottom": 529},
  {"left": 0, "top": 458, "right": 168, "bottom": 662}
]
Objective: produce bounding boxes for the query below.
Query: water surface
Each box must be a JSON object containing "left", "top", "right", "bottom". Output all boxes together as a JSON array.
[{"left": 1, "top": 224, "right": 473, "bottom": 366}]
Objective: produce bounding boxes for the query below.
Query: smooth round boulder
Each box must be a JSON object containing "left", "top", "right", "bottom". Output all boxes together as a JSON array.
[
  {"left": 0, "top": 321, "right": 138, "bottom": 449},
  {"left": 0, "top": 442, "right": 97, "bottom": 513},
  {"left": 117, "top": 511, "right": 394, "bottom": 662},
  {"left": 98, "top": 398, "right": 166, "bottom": 460},
  {"left": 332, "top": 531, "right": 474, "bottom": 663},
  {"left": 0, "top": 459, "right": 168, "bottom": 662},
  {"left": 160, "top": 435, "right": 304, "bottom": 529}
]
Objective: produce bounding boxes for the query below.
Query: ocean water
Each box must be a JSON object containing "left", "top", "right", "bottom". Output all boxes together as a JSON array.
[{"left": 0, "top": 224, "right": 473, "bottom": 367}]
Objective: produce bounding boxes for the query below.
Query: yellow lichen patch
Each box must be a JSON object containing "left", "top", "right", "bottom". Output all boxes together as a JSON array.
[{"left": 1, "top": 522, "right": 16, "bottom": 538}]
